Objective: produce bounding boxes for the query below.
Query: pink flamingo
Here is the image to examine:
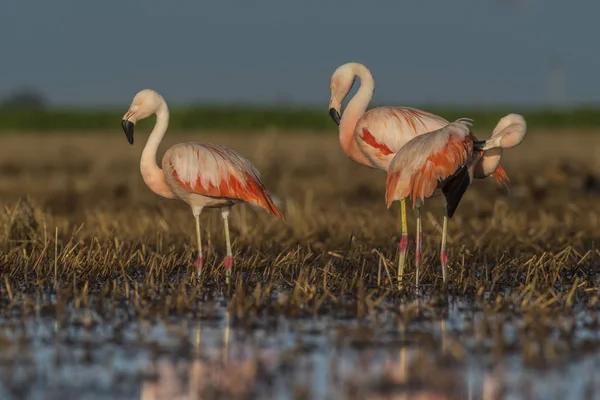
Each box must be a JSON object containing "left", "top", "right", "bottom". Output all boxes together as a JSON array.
[
  {"left": 385, "top": 116, "right": 527, "bottom": 287},
  {"left": 328, "top": 61, "right": 513, "bottom": 285},
  {"left": 121, "top": 89, "right": 284, "bottom": 283}
]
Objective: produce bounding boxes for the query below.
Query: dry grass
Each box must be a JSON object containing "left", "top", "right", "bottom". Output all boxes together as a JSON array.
[
  {"left": 1, "top": 129, "right": 600, "bottom": 297},
  {"left": 0, "top": 128, "right": 599, "bottom": 397}
]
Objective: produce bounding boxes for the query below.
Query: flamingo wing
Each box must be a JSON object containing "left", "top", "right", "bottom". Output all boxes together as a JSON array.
[
  {"left": 386, "top": 119, "right": 475, "bottom": 209},
  {"left": 440, "top": 166, "right": 471, "bottom": 218},
  {"left": 357, "top": 107, "right": 449, "bottom": 159},
  {"left": 164, "top": 143, "right": 284, "bottom": 219}
]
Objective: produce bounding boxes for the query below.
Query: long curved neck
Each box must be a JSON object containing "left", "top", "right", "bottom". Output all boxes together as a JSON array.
[
  {"left": 474, "top": 148, "right": 503, "bottom": 178},
  {"left": 140, "top": 103, "right": 176, "bottom": 199},
  {"left": 474, "top": 115, "right": 521, "bottom": 178},
  {"left": 339, "top": 65, "right": 374, "bottom": 163}
]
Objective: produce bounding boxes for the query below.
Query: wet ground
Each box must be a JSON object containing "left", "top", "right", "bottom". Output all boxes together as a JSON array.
[
  {"left": 1, "top": 131, "right": 600, "bottom": 399},
  {"left": 0, "top": 282, "right": 599, "bottom": 400}
]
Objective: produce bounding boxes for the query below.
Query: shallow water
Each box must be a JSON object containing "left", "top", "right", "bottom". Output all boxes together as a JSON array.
[{"left": 0, "top": 293, "right": 599, "bottom": 400}]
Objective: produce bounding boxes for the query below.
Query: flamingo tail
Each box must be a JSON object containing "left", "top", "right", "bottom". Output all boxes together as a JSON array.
[{"left": 492, "top": 166, "right": 510, "bottom": 190}]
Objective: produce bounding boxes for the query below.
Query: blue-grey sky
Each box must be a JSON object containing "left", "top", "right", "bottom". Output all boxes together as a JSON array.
[{"left": 1, "top": 0, "right": 598, "bottom": 107}]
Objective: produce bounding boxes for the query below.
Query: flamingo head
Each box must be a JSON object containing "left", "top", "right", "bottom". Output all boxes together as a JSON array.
[
  {"left": 482, "top": 113, "right": 527, "bottom": 151},
  {"left": 328, "top": 63, "right": 358, "bottom": 126},
  {"left": 121, "top": 89, "right": 165, "bottom": 145}
]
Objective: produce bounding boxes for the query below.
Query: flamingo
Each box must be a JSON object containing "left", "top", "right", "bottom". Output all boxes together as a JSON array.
[
  {"left": 121, "top": 89, "right": 284, "bottom": 283},
  {"left": 328, "top": 61, "right": 512, "bottom": 286},
  {"left": 385, "top": 115, "right": 527, "bottom": 287}
]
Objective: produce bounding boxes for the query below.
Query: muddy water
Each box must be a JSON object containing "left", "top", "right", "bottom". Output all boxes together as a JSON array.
[{"left": 0, "top": 295, "right": 598, "bottom": 400}]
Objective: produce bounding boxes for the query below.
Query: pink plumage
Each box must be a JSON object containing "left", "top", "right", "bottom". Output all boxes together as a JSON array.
[
  {"left": 329, "top": 63, "right": 522, "bottom": 288},
  {"left": 355, "top": 107, "right": 450, "bottom": 169},
  {"left": 385, "top": 119, "right": 477, "bottom": 211},
  {"left": 163, "top": 143, "right": 283, "bottom": 219},
  {"left": 121, "top": 89, "right": 283, "bottom": 283}
]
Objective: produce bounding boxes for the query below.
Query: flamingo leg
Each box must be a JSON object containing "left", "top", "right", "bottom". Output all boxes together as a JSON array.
[
  {"left": 397, "top": 199, "right": 409, "bottom": 290},
  {"left": 194, "top": 214, "right": 203, "bottom": 279},
  {"left": 221, "top": 208, "right": 233, "bottom": 284},
  {"left": 415, "top": 208, "right": 422, "bottom": 291},
  {"left": 440, "top": 215, "right": 449, "bottom": 284}
]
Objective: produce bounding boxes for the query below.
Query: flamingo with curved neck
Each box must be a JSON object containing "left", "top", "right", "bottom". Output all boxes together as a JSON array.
[
  {"left": 385, "top": 117, "right": 527, "bottom": 287},
  {"left": 121, "top": 89, "right": 284, "bottom": 283},
  {"left": 127, "top": 97, "right": 177, "bottom": 200},
  {"left": 328, "top": 62, "right": 526, "bottom": 287}
]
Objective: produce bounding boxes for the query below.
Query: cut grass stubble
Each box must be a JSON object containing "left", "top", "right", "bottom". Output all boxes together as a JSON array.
[{"left": 0, "top": 129, "right": 598, "bottom": 324}]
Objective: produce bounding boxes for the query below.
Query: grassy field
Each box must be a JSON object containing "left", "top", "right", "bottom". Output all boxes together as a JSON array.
[
  {"left": 2, "top": 106, "right": 600, "bottom": 133},
  {"left": 0, "top": 128, "right": 599, "bottom": 397},
  {"left": 1, "top": 127, "right": 599, "bottom": 307},
  {"left": 1, "top": 127, "right": 600, "bottom": 302}
]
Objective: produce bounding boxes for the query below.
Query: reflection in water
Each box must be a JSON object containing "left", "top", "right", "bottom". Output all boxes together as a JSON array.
[
  {"left": 133, "top": 311, "right": 565, "bottom": 400},
  {"left": 140, "top": 357, "right": 258, "bottom": 400},
  {"left": 140, "top": 311, "right": 259, "bottom": 400},
  {"left": 0, "top": 299, "right": 599, "bottom": 399}
]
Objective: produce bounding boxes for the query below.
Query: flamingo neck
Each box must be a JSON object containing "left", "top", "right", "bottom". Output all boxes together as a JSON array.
[
  {"left": 474, "top": 148, "right": 503, "bottom": 179},
  {"left": 140, "top": 103, "right": 176, "bottom": 199},
  {"left": 339, "top": 64, "right": 374, "bottom": 165},
  {"left": 474, "top": 114, "right": 519, "bottom": 178}
]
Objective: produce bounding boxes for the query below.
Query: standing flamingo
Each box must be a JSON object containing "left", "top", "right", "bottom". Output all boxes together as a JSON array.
[
  {"left": 121, "top": 89, "right": 284, "bottom": 283},
  {"left": 328, "top": 61, "right": 511, "bottom": 286},
  {"left": 385, "top": 115, "right": 527, "bottom": 287}
]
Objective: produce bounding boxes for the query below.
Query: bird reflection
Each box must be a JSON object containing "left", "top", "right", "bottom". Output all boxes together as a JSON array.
[{"left": 140, "top": 312, "right": 264, "bottom": 400}]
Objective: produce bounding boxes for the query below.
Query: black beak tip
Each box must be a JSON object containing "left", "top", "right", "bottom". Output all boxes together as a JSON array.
[
  {"left": 121, "top": 119, "right": 135, "bottom": 145},
  {"left": 328, "top": 108, "right": 341, "bottom": 126},
  {"left": 473, "top": 139, "right": 486, "bottom": 150}
]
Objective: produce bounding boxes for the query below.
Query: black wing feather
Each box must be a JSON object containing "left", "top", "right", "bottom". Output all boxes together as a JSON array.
[{"left": 441, "top": 166, "right": 471, "bottom": 218}]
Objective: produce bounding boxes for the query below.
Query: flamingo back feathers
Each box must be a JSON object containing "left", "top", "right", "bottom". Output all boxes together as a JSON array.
[
  {"left": 164, "top": 143, "right": 284, "bottom": 219},
  {"left": 386, "top": 119, "right": 475, "bottom": 208},
  {"left": 358, "top": 107, "right": 449, "bottom": 153},
  {"left": 355, "top": 107, "right": 450, "bottom": 168},
  {"left": 360, "top": 128, "right": 394, "bottom": 157}
]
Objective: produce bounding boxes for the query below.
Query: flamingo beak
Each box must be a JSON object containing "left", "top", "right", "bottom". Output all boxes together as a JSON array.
[
  {"left": 473, "top": 140, "right": 486, "bottom": 151},
  {"left": 329, "top": 108, "right": 341, "bottom": 126},
  {"left": 121, "top": 120, "right": 135, "bottom": 145}
]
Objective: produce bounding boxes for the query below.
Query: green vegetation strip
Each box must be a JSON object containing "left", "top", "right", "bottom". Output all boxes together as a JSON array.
[{"left": 1, "top": 106, "right": 600, "bottom": 132}]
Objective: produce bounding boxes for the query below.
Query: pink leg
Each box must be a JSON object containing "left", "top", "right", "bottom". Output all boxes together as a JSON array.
[
  {"left": 224, "top": 256, "right": 233, "bottom": 271},
  {"left": 398, "top": 234, "right": 409, "bottom": 252},
  {"left": 397, "top": 234, "right": 409, "bottom": 290},
  {"left": 221, "top": 208, "right": 233, "bottom": 284},
  {"left": 440, "top": 251, "right": 448, "bottom": 269},
  {"left": 440, "top": 215, "right": 449, "bottom": 284},
  {"left": 415, "top": 208, "right": 422, "bottom": 290},
  {"left": 194, "top": 214, "right": 203, "bottom": 281},
  {"left": 415, "top": 233, "right": 423, "bottom": 265},
  {"left": 397, "top": 199, "right": 409, "bottom": 290}
]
